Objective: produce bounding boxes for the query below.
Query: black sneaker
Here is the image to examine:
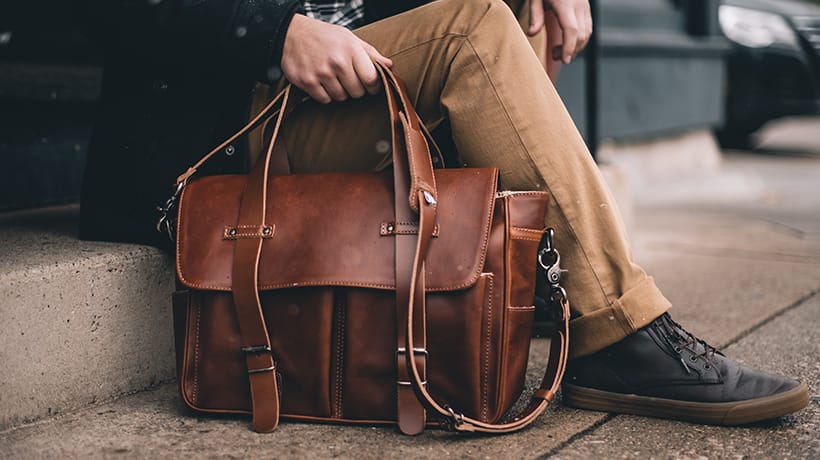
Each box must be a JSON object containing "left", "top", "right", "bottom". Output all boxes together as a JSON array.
[{"left": 562, "top": 313, "right": 809, "bottom": 425}]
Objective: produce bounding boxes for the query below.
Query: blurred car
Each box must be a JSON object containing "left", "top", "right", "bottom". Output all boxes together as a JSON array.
[{"left": 717, "top": 0, "right": 820, "bottom": 148}]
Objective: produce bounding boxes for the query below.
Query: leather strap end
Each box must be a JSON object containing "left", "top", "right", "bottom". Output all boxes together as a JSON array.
[
  {"left": 249, "top": 371, "right": 281, "bottom": 433},
  {"left": 533, "top": 388, "right": 556, "bottom": 402},
  {"left": 397, "top": 385, "right": 426, "bottom": 435}
]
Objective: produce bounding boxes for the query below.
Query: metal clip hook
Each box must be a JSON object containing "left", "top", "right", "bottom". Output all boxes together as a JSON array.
[
  {"left": 537, "top": 228, "right": 569, "bottom": 305},
  {"left": 441, "top": 405, "right": 465, "bottom": 431},
  {"left": 156, "top": 181, "right": 185, "bottom": 241}
]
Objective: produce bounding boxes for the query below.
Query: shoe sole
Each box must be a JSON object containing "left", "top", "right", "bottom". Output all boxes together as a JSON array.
[{"left": 562, "top": 383, "right": 809, "bottom": 425}]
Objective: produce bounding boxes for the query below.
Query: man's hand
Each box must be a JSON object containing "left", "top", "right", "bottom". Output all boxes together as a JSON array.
[
  {"left": 281, "top": 14, "right": 393, "bottom": 103},
  {"left": 528, "top": 0, "right": 592, "bottom": 64}
]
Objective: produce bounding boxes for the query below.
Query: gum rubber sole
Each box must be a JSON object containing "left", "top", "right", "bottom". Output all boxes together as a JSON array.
[{"left": 562, "top": 383, "right": 810, "bottom": 425}]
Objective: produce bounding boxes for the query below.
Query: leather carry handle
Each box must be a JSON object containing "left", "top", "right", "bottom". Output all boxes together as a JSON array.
[
  {"left": 175, "top": 78, "right": 446, "bottom": 189},
  {"left": 203, "top": 63, "right": 569, "bottom": 434}
]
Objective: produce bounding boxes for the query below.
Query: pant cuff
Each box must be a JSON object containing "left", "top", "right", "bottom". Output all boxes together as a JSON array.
[{"left": 568, "top": 276, "right": 671, "bottom": 359}]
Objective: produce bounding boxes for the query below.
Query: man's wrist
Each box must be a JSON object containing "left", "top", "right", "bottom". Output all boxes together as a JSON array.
[{"left": 266, "top": 2, "right": 305, "bottom": 82}]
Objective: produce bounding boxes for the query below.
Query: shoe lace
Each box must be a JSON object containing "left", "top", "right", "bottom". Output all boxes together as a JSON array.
[{"left": 654, "top": 313, "right": 718, "bottom": 374}]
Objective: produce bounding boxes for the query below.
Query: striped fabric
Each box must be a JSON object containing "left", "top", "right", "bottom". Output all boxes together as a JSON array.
[{"left": 302, "top": 0, "right": 366, "bottom": 29}]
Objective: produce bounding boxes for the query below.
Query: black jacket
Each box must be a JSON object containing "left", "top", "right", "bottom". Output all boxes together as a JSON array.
[
  {"left": 76, "top": 0, "right": 304, "bottom": 250},
  {"left": 77, "top": 0, "right": 429, "bottom": 251}
]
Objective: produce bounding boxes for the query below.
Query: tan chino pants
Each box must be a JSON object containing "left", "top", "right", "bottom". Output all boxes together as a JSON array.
[{"left": 255, "top": 0, "right": 671, "bottom": 358}]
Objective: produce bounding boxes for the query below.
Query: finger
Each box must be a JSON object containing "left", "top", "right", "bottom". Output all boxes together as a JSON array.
[
  {"left": 320, "top": 76, "right": 349, "bottom": 102},
  {"left": 361, "top": 39, "right": 393, "bottom": 68},
  {"left": 301, "top": 78, "right": 332, "bottom": 104},
  {"left": 528, "top": 0, "right": 545, "bottom": 35},
  {"left": 352, "top": 46, "right": 382, "bottom": 96},
  {"left": 574, "top": 5, "right": 591, "bottom": 54},
  {"left": 553, "top": 5, "right": 579, "bottom": 64}
]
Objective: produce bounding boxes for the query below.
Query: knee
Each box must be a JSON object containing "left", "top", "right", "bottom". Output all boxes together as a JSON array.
[
  {"left": 435, "top": 0, "right": 520, "bottom": 34},
  {"left": 472, "top": 0, "right": 522, "bottom": 35}
]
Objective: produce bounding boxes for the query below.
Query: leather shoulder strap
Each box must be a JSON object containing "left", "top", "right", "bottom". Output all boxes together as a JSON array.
[{"left": 403, "top": 192, "right": 570, "bottom": 433}]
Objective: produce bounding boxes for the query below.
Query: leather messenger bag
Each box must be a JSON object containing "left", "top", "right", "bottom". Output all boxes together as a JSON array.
[{"left": 161, "top": 65, "right": 570, "bottom": 435}]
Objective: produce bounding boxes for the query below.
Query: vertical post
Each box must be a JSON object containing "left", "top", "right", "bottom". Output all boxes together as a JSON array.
[
  {"left": 685, "top": 0, "right": 721, "bottom": 37},
  {"left": 586, "top": 0, "right": 600, "bottom": 161}
]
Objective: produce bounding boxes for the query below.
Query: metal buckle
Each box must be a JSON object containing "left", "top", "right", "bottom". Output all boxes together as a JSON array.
[
  {"left": 247, "top": 365, "right": 276, "bottom": 375},
  {"left": 397, "top": 347, "right": 428, "bottom": 386},
  {"left": 397, "top": 380, "right": 428, "bottom": 386},
  {"left": 396, "top": 347, "right": 428, "bottom": 356},
  {"left": 242, "top": 345, "right": 272, "bottom": 354},
  {"left": 242, "top": 345, "right": 275, "bottom": 374}
]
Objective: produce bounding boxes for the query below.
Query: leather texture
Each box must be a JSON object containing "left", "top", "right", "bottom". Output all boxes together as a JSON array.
[{"left": 171, "top": 65, "right": 568, "bottom": 434}]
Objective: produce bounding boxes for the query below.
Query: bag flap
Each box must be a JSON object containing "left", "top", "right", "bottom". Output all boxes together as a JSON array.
[{"left": 176, "top": 168, "right": 499, "bottom": 292}]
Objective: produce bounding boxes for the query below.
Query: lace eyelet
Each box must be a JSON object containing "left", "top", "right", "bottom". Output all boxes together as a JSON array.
[
  {"left": 704, "top": 364, "right": 711, "bottom": 370},
  {"left": 674, "top": 347, "right": 682, "bottom": 353},
  {"left": 689, "top": 355, "right": 698, "bottom": 362}
]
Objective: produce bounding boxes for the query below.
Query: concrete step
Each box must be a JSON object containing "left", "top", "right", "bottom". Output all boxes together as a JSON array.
[{"left": 0, "top": 204, "right": 175, "bottom": 430}]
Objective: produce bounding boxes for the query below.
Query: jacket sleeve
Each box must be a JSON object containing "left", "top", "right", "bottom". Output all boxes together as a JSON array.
[{"left": 74, "top": 0, "right": 303, "bottom": 82}]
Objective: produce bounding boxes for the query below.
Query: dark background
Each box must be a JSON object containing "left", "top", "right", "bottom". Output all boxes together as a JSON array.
[{"left": 0, "top": 0, "right": 727, "bottom": 210}]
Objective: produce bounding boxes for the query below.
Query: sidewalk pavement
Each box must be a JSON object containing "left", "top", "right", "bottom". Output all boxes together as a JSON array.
[{"left": 2, "top": 120, "right": 819, "bottom": 458}]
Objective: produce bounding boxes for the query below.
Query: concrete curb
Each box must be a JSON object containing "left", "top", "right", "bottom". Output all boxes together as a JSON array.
[{"left": 0, "top": 205, "right": 175, "bottom": 429}]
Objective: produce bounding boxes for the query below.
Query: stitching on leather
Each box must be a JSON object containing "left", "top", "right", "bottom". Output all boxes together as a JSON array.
[
  {"left": 178, "top": 278, "right": 395, "bottom": 291},
  {"left": 333, "top": 301, "right": 345, "bottom": 418},
  {"left": 497, "top": 192, "right": 549, "bottom": 198},
  {"left": 380, "top": 221, "right": 440, "bottom": 236},
  {"left": 511, "top": 235, "right": 542, "bottom": 242},
  {"left": 511, "top": 227, "right": 543, "bottom": 234},
  {"left": 401, "top": 114, "right": 437, "bottom": 209},
  {"left": 482, "top": 274, "right": 494, "bottom": 422},
  {"left": 508, "top": 305, "right": 536, "bottom": 310},
  {"left": 223, "top": 225, "right": 274, "bottom": 240},
  {"left": 193, "top": 299, "right": 201, "bottom": 405},
  {"left": 223, "top": 232, "right": 273, "bottom": 239}
]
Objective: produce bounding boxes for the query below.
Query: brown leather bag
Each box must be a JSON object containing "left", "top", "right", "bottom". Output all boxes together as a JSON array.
[{"left": 164, "top": 65, "right": 569, "bottom": 435}]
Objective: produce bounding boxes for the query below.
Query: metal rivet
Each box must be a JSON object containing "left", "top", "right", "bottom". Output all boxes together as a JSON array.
[
  {"left": 225, "top": 145, "right": 235, "bottom": 156},
  {"left": 432, "top": 157, "right": 440, "bottom": 164},
  {"left": 229, "top": 228, "right": 237, "bottom": 236},
  {"left": 386, "top": 224, "right": 394, "bottom": 232},
  {"left": 262, "top": 227, "right": 271, "bottom": 235}
]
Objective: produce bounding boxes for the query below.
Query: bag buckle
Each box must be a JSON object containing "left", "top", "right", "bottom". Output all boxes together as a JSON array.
[
  {"left": 242, "top": 345, "right": 276, "bottom": 374},
  {"left": 397, "top": 347, "right": 428, "bottom": 386}
]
